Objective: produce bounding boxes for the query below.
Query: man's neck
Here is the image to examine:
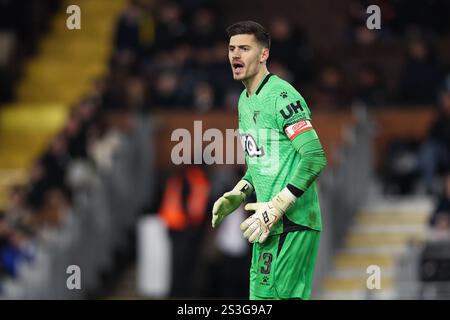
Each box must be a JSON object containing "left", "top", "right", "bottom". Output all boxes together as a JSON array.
[{"left": 243, "top": 67, "right": 269, "bottom": 96}]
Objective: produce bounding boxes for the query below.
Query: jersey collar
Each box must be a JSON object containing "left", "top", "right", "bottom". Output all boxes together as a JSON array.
[{"left": 246, "top": 72, "right": 274, "bottom": 97}]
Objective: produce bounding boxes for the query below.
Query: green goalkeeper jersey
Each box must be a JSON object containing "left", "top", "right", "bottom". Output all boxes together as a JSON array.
[{"left": 238, "top": 73, "right": 322, "bottom": 235}]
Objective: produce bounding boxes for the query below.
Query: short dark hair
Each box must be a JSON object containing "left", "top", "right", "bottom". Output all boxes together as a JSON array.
[{"left": 226, "top": 20, "right": 271, "bottom": 49}]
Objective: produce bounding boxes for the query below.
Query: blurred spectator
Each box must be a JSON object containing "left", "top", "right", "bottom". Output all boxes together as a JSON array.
[
  {"left": 0, "top": 214, "right": 34, "bottom": 278},
  {"left": 0, "top": 1, "right": 59, "bottom": 55},
  {"left": 137, "top": 0, "right": 158, "bottom": 55},
  {"left": 353, "top": 25, "right": 377, "bottom": 47},
  {"left": 190, "top": 46, "right": 215, "bottom": 79},
  {"left": 173, "top": 42, "right": 192, "bottom": 66},
  {"left": 38, "top": 189, "right": 70, "bottom": 227},
  {"left": 208, "top": 41, "right": 237, "bottom": 107},
  {"left": 4, "top": 186, "right": 35, "bottom": 232},
  {"left": 398, "top": 39, "right": 443, "bottom": 104},
  {"left": 269, "top": 17, "right": 297, "bottom": 65},
  {"left": 223, "top": 89, "right": 241, "bottom": 112},
  {"left": 26, "top": 163, "right": 50, "bottom": 212},
  {"left": 381, "top": 139, "right": 420, "bottom": 195},
  {"left": 147, "top": 45, "right": 188, "bottom": 75},
  {"left": 269, "top": 17, "right": 314, "bottom": 85},
  {"left": 0, "top": 31, "right": 16, "bottom": 102},
  {"left": 188, "top": 6, "right": 221, "bottom": 47},
  {"left": 114, "top": 0, "right": 142, "bottom": 54},
  {"left": 192, "top": 82, "right": 216, "bottom": 112},
  {"left": 419, "top": 80, "right": 450, "bottom": 194},
  {"left": 312, "top": 64, "right": 347, "bottom": 110},
  {"left": 126, "top": 75, "right": 149, "bottom": 112},
  {"left": 347, "top": 0, "right": 397, "bottom": 45},
  {"left": 77, "top": 99, "right": 99, "bottom": 138},
  {"left": 0, "top": 1, "right": 60, "bottom": 103},
  {"left": 154, "top": 2, "right": 187, "bottom": 52},
  {"left": 429, "top": 172, "right": 450, "bottom": 239},
  {"left": 88, "top": 76, "right": 108, "bottom": 106},
  {"left": 148, "top": 44, "right": 196, "bottom": 108},
  {"left": 393, "top": 0, "right": 450, "bottom": 36},
  {"left": 64, "top": 112, "right": 87, "bottom": 159},
  {"left": 158, "top": 165, "right": 211, "bottom": 298},
  {"left": 353, "top": 64, "right": 387, "bottom": 107},
  {"left": 153, "top": 71, "right": 184, "bottom": 108},
  {"left": 0, "top": 211, "right": 9, "bottom": 253},
  {"left": 40, "top": 134, "right": 71, "bottom": 190},
  {"left": 88, "top": 123, "right": 123, "bottom": 173},
  {"left": 269, "top": 60, "right": 294, "bottom": 84},
  {"left": 109, "top": 50, "right": 138, "bottom": 83}
]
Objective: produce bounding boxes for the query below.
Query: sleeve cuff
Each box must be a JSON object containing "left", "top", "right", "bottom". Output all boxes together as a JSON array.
[{"left": 286, "top": 183, "right": 304, "bottom": 198}]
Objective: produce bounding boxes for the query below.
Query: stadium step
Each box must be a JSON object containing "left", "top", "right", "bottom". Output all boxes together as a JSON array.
[
  {"left": 320, "top": 196, "right": 432, "bottom": 300},
  {"left": 0, "top": 103, "right": 68, "bottom": 131},
  {"left": 0, "top": 0, "right": 125, "bottom": 209},
  {"left": 0, "top": 104, "right": 68, "bottom": 209}
]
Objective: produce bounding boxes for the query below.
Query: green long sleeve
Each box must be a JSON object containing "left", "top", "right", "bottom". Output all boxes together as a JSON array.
[{"left": 289, "top": 129, "right": 327, "bottom": 192}]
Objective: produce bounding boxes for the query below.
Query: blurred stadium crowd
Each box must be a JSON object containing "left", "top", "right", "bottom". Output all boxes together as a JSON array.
[{"left": 0, "top": 0, "right": 449, "bottom": 298}]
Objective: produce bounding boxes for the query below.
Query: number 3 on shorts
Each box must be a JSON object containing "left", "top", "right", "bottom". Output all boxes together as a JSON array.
[{"left": 260, "top": 253, "right": 273, "bottom": 274}]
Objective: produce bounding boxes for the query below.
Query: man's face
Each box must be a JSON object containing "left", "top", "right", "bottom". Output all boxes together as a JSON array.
[{"left": 228, "top": 34, "right": 268, "bottom": 81}]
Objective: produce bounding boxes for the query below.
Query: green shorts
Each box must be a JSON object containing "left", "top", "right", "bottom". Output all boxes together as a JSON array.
[{"left": 249, "top": 229, "right": 320, "bottom": 300}]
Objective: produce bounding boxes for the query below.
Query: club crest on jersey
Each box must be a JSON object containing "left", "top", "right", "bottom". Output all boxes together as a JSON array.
[
  {"left": 241, "top": 133, "right": 264, "bottom": 157},
  {"left": 253, "top": 111, "right": 260, "bottom": 124},
  {"left": 279, "top": 100, "right": 304, "bottom": 119}
]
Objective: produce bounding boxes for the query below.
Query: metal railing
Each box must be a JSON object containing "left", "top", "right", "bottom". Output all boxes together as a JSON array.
[
  {"left": 313, "top": 105, "right": 375, "bottom": 298},
  {"left": 396, "top": 237, "right": 450, "bottom": 299}
]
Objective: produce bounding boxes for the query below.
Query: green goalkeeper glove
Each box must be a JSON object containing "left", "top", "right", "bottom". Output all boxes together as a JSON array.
[
  {"left": 241, "top": 188, "right": 297, "bottom": 243},
  {"left": 212, "top": 180, "right": 253, "bottom": 228}
]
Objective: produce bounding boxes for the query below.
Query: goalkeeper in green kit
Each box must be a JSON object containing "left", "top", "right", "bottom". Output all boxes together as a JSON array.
[{"left": 212, "top": 21, "right": 327, "bottom": 300}]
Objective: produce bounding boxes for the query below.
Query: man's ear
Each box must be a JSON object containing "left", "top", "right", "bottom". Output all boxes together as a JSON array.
[{"left": 260, "top": 48, "right": 269, "bottom": 64}]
